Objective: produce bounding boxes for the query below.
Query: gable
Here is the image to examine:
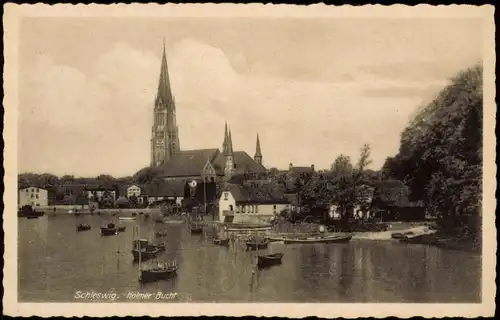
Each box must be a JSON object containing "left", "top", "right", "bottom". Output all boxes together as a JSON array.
[{"left": 212, "top": 151, "right": 266, "bottom": 175}]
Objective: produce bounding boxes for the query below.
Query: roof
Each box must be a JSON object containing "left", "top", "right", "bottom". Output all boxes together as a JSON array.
[
  {"left": 289, "top": 166, "right": 315, "bottom": 175},
  {"left": 212, "top": 151, "right": 267, "bottom": 175},
  {"left": 143, "top": 180, "right": 186, "bottom": 197},
  {"left": 224, "top": 183, "right": 289, "bottom": 204},
  {"left": 159, "top": 149, "right": 220, "bottom": 177}
]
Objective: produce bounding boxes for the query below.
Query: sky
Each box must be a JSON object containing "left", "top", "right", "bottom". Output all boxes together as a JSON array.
[{"left": 17, "top": 16, "right": 483, "bottom": 177}]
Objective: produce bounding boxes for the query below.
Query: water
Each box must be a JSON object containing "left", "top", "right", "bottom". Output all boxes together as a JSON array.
[{"left": 18, "top": 214, "right": 481, "bottom": 302}]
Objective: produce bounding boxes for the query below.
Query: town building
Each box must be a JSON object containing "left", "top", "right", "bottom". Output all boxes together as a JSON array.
[
  {"left": 143, "top": 180, "right": 186, "bottom": 207},
  {"left": 83, "top": 185, "right": 117, "bottom": 207},
  {"left": 126, "top": 185, "right": 142, "bottom": 198},
  {"left": 19, "top": 187, "right": 48, "bottom": 207},
  {"left": 218, "top": 183, "right": 289, "bottom": 224}
]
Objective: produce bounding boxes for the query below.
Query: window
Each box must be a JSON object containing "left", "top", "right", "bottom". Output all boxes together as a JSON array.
[
  {"left": 31, "top": 194, "right": 34, "bottom": 199},
  {"left": 36, "top": 188, "right": 39, "bottom": 193},
  {"left": 250, "top": 205, "right": 254, "bottom": 213},
  {"left": 273, "top": 204, "right": 277, "bottom": 214},
  {"left": 255, "top": 205, "right": 259, "bottom": 213},
  {"left": 236, "top": 205, "right": 240, "bottom": 213},
  {"left": 25, "top": 189, "right": 28, "bottom": 193},
  {"left": 229, "top": 205, "right": 234, "bottom": 211},
  {"left": 31, "top": 188, "right": 34, "bottom": 192},
  {"left": 224, "top": 192, "right": 228, "bottom": 201},
  {"left": 36, "top": 194, "right": 39, "bottom": 199},
  {"left": 242, "top": 206, "right": 246, "bottom": 213}
]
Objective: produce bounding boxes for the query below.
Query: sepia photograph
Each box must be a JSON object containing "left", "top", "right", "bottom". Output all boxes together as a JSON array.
[{"left": 3, "top": 3, "right": 496, "bottom": 318}]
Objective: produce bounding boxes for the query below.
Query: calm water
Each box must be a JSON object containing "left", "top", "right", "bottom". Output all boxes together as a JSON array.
[{"left": 18, "top": 214, "right": 481, "bottom": 302}]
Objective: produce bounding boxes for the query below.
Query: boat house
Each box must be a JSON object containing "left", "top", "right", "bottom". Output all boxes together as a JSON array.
[{"left": 218, "top": 183, "right": 290, "bottom": 224}]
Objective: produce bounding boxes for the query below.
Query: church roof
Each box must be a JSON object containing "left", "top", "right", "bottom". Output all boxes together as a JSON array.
[
  {"left": 158, "top": 149, "right": 220, "bottom": 177},
  {"left": 213, "top": 151, "right": 267, "bottom": 175}
]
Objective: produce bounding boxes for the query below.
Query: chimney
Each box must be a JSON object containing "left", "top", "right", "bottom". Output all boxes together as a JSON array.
[
  {"left": 311, "top": 164, "right": 315, "bottom": 171},
  {"left": 289, "top": 163, "right": 293, "bottom": 170}
]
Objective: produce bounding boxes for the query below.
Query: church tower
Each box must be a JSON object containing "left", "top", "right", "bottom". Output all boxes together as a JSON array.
[
  {"left": 150, "top": 40, "right": 180, "bottom": 167},
  {"left": 254, "top": 134, "right": 263, "bottom": 165},
  {"left": 223, "top": 124, "right": 234, "bottom": 177}
]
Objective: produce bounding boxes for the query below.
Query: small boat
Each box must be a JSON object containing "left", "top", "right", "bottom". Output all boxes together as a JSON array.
[
  {"left": 77, "top": 224, "right": 91, "bottom": 232},
  {"left": 131, "top": 247, "right": 160, "bottom": 261},
  {"left": 139, "top": 261, "right": 178, "bottom": 283},
  {"left": 132, "top": 239, "right": 165, "bottom": 252},
  {"left": 117, "top": 226, "right": 126, "bottom": 232},
  {"left": 257, "top": 253, "right": 284, "bottom": 268},
  {"left": 119, "top": 217, "right": 136, "bottom": 221},
  {"left": 156, "top": 231, "right": 168, "bottom": 237},
  {"left": 190, "top": 224, "right": 203, "bottom": 234},
  {"left": 100, "top": 222, "right": 118, "bottom": 236},
  {"left": 213, "top": 237, "right": 230, "bottom": 246},
  {"left": 246, "top": 239, "right": 269, "bottom": 250},
  {"left": 266, "top": 233, "right": 353, "bottom": 244},
  {"left": 391, "top": 231, "right": 415, "bottom": 240}
]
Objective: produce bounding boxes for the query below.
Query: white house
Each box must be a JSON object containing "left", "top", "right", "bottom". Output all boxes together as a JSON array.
[
  {"left": 19, "top": 187, "right": 48, "bottom": 207},
  {"left": 218, "top": 184, "right": 289, "bottom": 224},
  {"left": 127, "top": 185, "right": 141, "bottom": 197},
  {"left": 126, "top": 185, "right": 143, "bottom": 203}
]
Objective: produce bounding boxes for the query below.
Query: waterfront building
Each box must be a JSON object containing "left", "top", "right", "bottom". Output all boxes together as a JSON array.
[
  {"left": 18, "top": 187, "right": 48, "bottom": 208},
  {"left": 83, "top": 185, "right": 117, "bottom": 204},
  {"left": 143, "top": 180, "right": 186, "bottom": 206},
  {"left": 218, "top": 183, "right": 289, "bottom": 223}
]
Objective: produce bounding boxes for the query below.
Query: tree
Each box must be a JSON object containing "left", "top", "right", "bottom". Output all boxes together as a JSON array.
[
  {"left": 383, "top": 64, "right": 482, "bottom": 236},
  {"left": 133, "top": 167, "right": 161, "bottom": 185}
]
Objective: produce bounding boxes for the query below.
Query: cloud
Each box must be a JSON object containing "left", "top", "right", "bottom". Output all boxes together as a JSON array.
[{"left": 19, "top": 38, "right": 466, "bottom": 176}]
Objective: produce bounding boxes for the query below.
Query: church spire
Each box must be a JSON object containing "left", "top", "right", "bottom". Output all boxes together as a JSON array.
[
  {"left": 222, "top": 121, "right": 228, "bottom": 154},
  {"left": 254, "top": 133, "right": 262, "bottom": 165},
  {"left": 156, "top": 39, "right": 174, "bottom": 108},
  {"left": 227, "top": 126, "right": 234, "bottom": 154}
]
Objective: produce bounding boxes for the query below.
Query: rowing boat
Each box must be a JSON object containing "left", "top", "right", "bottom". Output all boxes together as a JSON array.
[{"left": 266, "top": 233, "right": 353, "bottom": 244}]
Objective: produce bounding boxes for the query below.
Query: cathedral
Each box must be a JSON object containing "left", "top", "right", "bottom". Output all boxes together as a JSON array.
[{"left": 150, "top": 41, "right": 266, "bottom": 182}]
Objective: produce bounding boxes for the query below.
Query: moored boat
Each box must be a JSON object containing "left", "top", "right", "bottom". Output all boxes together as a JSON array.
[
  {"left": 266, "top": 233, "right": 353, "bottom": 244},
  {"left": 246, "top": 239, "right": 269, "bottom": 250},
  {"left": 77, "top": 224, "right": 91, "bottom": 232},
  {"left": 213, "top": 237, "right": 230, "bottom": 246},
  {"left": 139, "top": 261, "right": 178, "bottom": 283},
  {"left": 190, "top": 224, "right": 203, "bottom": 234},
  {"left": 132, "top": 239, "right": 166, "bottom": 252},
  {"left": 131, "top": 247, "right": 160, "bottom": 261},
  {"left": 156, "top": 231, "right": 168, "bottom": 237},
  {"left": 101, "top": 222, "right": 118, "bottom": 236},
  {"left": 119, "top": 217, "right": 136, "bottom": 221},
  {"left": 391, "top": 231, "right": 415, "bottom": 240},
  {"left": 257, "top": 253, "right": 284, "bottom": 268}
]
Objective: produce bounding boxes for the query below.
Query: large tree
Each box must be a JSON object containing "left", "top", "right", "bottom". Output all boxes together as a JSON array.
[{"left": 383, "top": 64, "right": 482, "bottom": 235}]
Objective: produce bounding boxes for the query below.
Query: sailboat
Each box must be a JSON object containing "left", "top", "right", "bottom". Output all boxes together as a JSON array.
[{"left": 134, "top": 226, "right": 177, "bottom": 283}]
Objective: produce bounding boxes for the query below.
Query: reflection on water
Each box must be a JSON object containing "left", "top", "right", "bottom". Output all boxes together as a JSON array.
[{"left": 18, "top": 215, "right": 481, "bottom": 302}]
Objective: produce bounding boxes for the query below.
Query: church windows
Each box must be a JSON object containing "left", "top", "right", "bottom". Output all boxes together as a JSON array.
[{"left": 223, "top": 192, "right": 228, "bottom": 201}]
